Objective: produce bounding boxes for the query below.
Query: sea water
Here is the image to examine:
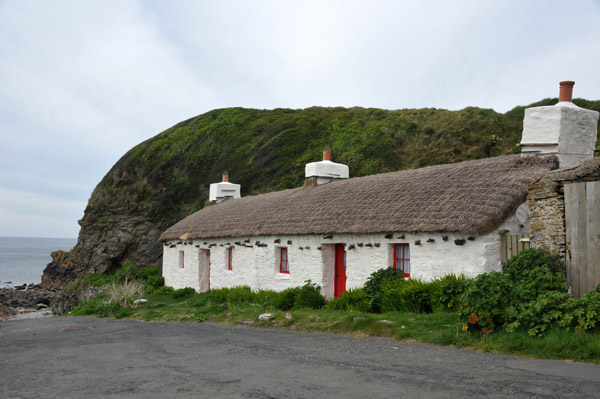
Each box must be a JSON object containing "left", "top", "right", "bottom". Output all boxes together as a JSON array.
[{"left": 0, "top": 237, "right": 77, "bottom": 288}]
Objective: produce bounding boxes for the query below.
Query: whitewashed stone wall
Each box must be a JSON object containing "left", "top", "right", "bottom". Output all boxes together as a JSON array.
[{"left": 162, "top": 211, "right": 527, "bottom": 297}]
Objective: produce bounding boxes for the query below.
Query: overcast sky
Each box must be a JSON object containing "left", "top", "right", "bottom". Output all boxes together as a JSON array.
[{"left": 1, "top": 0, "right": 599, "bottom": 239}]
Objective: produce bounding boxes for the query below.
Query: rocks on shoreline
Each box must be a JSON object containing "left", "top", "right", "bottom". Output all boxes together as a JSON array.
[{"left": 0, "top": 284, "right": 66, "bottom": 320}]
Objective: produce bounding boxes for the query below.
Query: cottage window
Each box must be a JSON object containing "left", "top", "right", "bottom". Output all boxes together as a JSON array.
[
  {"left": 178, "top": 250, "right": 185, "bottom": 269},
  {"left": 279, "top": 247, "right": 289, "bottom": 274},
  {"left": 226, "top": 247, "right": 233, "bottom": 271},
  {"left": 393, "top": 244, "right": 410, "bottom": 277}
]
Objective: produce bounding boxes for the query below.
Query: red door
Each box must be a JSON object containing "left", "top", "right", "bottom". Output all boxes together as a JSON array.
[{"left": 334, "top": 244, "right": 346, "bottom": 298}]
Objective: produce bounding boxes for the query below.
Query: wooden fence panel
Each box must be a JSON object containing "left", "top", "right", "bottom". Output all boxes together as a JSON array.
[
  {"left": 500, "top": 235, "right": 530, "bottom": 262},
  {"left": 586, "top": 182, "right": 600, "bottom": 291},
  {"left": 565, "top": 181, "right": 600, "bottom": 297}
]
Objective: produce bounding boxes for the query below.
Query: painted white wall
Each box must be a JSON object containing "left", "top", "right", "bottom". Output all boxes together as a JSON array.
[
  {"left": 162, "top": 204, "right": 528, "bottom": 296},
  {"left": 162, "top": 242, "right": 203, "bottom": 291}
]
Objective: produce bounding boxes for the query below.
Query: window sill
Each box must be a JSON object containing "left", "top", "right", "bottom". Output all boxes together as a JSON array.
[{"left": 277, "top": 273, "right": 290, "bottom": 279}]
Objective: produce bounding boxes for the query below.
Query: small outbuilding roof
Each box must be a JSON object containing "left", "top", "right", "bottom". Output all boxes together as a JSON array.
[{"left": 159, "top": 154, "right": 558, "bottom": 241}]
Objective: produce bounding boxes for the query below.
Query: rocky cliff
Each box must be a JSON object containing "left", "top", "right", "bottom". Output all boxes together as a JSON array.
[{"left": 42, "top": 101, "right": 600, "bottom": 287}]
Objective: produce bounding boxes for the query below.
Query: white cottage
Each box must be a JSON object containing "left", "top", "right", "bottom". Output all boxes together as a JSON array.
[{"left": 159, "top": 82, "right": 598, "bottom": 298}]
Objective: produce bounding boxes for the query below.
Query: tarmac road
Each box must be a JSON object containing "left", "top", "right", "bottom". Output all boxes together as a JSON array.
[{"left": 1, "top": 316, "right": 599, "bottom": 399}]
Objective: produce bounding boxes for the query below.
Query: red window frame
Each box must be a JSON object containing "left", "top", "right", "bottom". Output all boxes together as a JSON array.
[
  {"left": 179, "top": 250, "right": 185, "bottom": 269},
  {"left": 279, "top": 247, "right": 289, "bottom": 274},
  {"left": 393, "top": 244, "right": 410, "bottom": 278},
  {"left": 227, "top": 247, "right": 233, "bottom": 271}
]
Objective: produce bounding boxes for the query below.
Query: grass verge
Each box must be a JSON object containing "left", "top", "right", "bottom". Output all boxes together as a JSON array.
[{"left": 71, "top": 290, "right": 600, "bottom": 364}]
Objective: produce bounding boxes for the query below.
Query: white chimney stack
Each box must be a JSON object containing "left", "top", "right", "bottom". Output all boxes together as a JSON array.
[
  {"left": 520, "top": 81, "right": 599, "bottom": 168},
  {"left": 209, "top": 171, "right": 241, "bottom": 203},
  {"left": 305, "top": 147, "right": 349, "bottom": 185}
]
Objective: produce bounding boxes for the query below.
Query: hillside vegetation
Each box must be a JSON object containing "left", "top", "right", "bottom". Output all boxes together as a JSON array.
[
  {"left": 91, "top": 98, "right": 600, "bottom": 226},
  {"left": 46, "top": 98, "right": 600, "bottom": 282}
]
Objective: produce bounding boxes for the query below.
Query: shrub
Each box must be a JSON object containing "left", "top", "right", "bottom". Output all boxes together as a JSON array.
[
  {"left": 153, "top": 286, "right": 174, "bottom": 295},
  {"left": 293, "top": 281, "right": 326, "bottom": 309},
  {"left": 326, "top": 288, "right": 370, "bottom": 313},
  {"left": 380, "top": 278, "right": 434, "bottom": 313},
  {"left": 140, "top": 265, "right": 159, "bottom": 279},
  {"left": 435, "top": 274, "right": 473, "bottom": 312},
  {"left": 171, "top": 287, "right": 196, "bottom": 299},
  {"left": 113, "top": 261, "right": 141, "bottom": 282},
  {"left": 458, "top": 271, "right": 512, "bottom": 333},
  {"left": 363, "top": 267, "right": 404, "bottom": 312},
  {"left": 272, "top": 287, "right": 301, "bottom": 310},
  {"left": 503, "top": 248, "right": 568, "bottom": 302},
  {"left": 210, "top": 287, "right": 231, "bottom": 304},
  {"left": 506, "top": 291, "right": 572, "bottom": 335},
  {"left": 559, "top": 286, "right": 600, "bottom": 333},
  {"left": 145, "top": 275, "right": 165, "bottom": 292},
  {"left": 105, "top": 279, "right": 147, "bottom": 308},
  {"left": 114, "top": 306, "right": 133, "bottom": 319},
  {"left": 72, "top": 297, "right": 105, "bottom": 316},
  {"left": 254, "top": 289, "right": 277, "bottom": 306},
  {"left": 226, "top": 286, "right": 255, "bottom": 304},
  {"left": 95, "top": 302, "right": 124, "bottom": 318},
  {"left": 458, "top": 249, "right": 572, "bottom": 334}
]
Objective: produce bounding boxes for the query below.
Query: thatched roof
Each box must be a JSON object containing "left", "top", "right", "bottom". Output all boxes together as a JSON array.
[
  {"left": 543, "top": 157, "right": 600, "bottom": 181},
  {"left": 160, "top": 155, "right": 557, "bottom": 241}
]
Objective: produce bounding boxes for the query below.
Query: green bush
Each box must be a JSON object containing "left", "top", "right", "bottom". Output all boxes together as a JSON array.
[
  {"left": 326, "top": 288, "right": 370, "bottom": 313},
  {"left": 72, "top": 297, "right": 105, "bottom": 315},
  {"left": 272, "top": 287, "right": 301, "bottom": 310},
  {"left": 113, "top": 261, "right": 141, "bottom": 282},
  {"left": 435, "top": 274, "right": 473, "bottom": 312},
  {"left": 380, "top": 278, "right": 434, "bottom": 313},
  {"left": 506, "top": 291, "right": 572, "bottom": 335},
  {"left": 503, "top": 249, "right": 568, "bottom": 302},
  {"left": 113, "top": 306, "right": 133, "bottom": 319},
  {"left": 363, "top": 267, "right": 404, "bottom": 312},
  {"left": 171, "top": 287, "right": 196, "bottom": 299},
  {"left": 254, "top": 289, "right": 277, "bottom": 306},
  {"left": 140, "top": 265, "right": 159, "bottom": 279},
  {"left": 458, "top": 271, "right": 512, "bottom": 333},
  {"left": 560, "top": 287, "right": 600, "bottom": 333},
  {"left": 145, "top": 275, "right": 165, "bottom": 292},
  {"left": 210, "top": 287, "right": 231, "bottom": 304},
  {"left": 293, "top": 281, "right": 326, "bottom": 309},
  {"left": 458, "top": 249, "right": 570, "bottom": 334},
  {"left": 226, "top": 286, "right": 255, "bottom": 304},
  {"left": 153, "top": 286, "right": 174, "bottom": 295},
  {"left": 95, "top": 303, "right": 124, "bottom": 318}
]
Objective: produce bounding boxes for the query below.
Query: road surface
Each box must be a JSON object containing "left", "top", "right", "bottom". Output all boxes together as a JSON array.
[{"left": 1, "top": 316, "right": 599, "bottom": 398}]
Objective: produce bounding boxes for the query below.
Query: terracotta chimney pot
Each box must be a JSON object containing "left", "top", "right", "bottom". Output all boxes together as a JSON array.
[
  {"left": 559, "top": 81, "right": 575, "bottom": 102},
  {"left": 323, "top": 147, "right": 331, "bottom": 161},
  {"left": 222, "top": 171, "right": 229, "bottom": 183}
]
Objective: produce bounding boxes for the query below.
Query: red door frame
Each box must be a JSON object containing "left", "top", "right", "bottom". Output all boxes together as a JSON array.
[{"left": 334, "top": 244, "right": 346, "bottom": 298}]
